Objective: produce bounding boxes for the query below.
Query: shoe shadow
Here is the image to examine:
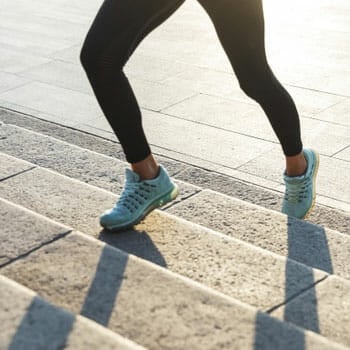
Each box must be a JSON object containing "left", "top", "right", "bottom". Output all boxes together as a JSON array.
[
  {"left": 7, "top": 296, "right": 75, "bottom": 350},
  {"left": 254, "top": 215, "right": 333, "bottom": 349},
  {"left": 98, "top": 228, "right": 167, "bottom": 268},
  {"left": 74, "top": 228, "right": 167, "bottom": 328}
]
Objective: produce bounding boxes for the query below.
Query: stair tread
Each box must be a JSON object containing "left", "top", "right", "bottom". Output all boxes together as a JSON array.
[
  {"left": 168, "top": 189, "right": 350, "bottom": 279},
  {"left": 0, "top": 197, "right": 71, "bottom": 267},
  {"left": 0, "top": 275, "right": 144, "bottom": 350}
]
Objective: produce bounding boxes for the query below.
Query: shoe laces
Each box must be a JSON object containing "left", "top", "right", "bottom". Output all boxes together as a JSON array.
[
  {"left": 116, "top": 180, "right": 156, "bottom": 213},
  {"left": 284, "top": 178, "right": 310, "bottom": 204}
]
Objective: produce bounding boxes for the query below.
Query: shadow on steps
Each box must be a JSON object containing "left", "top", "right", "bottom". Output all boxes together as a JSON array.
[
  {"left": 254, "top": 216, "right": 333, "bottom": 349},
  {"left": 99, "top": 229, "right": 167, "bottom": 268}
]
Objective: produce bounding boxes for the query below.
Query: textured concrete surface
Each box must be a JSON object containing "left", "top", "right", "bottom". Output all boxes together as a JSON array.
[
  {"left": 0, "top": 152, "right": 34, "bottom": 181},
  {"left": 0, "top": 275, "right": 143, "bottom": 350},
  {"left": 0, "top": 167, "right": 114, "bottom": 236},
  {"left": 0, "top": 232, "right": 344, "bottom": 350},
  {"left": 0, "top": 123, "right": 200, "bottom": 202},
  {"left": 1, "top": 112, "right": 348, "bottom": 234},
  {"left": 174, "top": 165, "right": 350, "bottom": 234},
  {"left": 0, "top": 197, "right": 70, "bottom": 266},
  {"left": 101, "top": 210, "right": 327, "bottom": 311},
  {"left": 0, "top": 163, "right": 328, "bottom": 311},
  {"left": 272, "top": 276, "right": 350, "bottom": 348},
  {"left": 167, "top": 190, "right": 350, "bottom": 281}
]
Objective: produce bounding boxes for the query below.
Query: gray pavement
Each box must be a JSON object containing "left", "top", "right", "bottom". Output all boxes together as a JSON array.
[{"left": 0, "top": 0, "right": 349, "bottom": 212}]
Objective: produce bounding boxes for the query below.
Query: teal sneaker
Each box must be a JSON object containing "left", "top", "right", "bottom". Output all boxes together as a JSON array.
[
  {"left": 282, "top": 149, "right": 320, "bottom": 219},
  {"left": 100, "top": 164, "right": 179, "bottom": 231}
]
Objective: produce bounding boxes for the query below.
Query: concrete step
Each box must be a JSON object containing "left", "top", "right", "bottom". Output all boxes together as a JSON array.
[
  {"left": 1, "top": 154, "right": 350, "bottom": 348},
  {"left": 0, "top": 122, "right": 349, "bottom": 279},
  {"left": 167, "top": 189, "right": 350, "bottom": 279},
  {"left": 1, "top": 109, "right": 348, "bottom": 234},
  {"left": 0, "top": 198, "right": 346, "bottom": 350},
  {"left": 0, "top": 274, "right": 144, "bottom": 350}
]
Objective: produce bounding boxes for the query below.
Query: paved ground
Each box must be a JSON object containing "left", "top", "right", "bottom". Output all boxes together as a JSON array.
[{"left": 0, "top": 0, "right": 349, "bottom": 212}]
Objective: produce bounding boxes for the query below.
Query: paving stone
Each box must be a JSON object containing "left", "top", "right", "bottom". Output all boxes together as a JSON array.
[
  {"left": 315, "top": 98, "right": 350, "bottom": 127},
  {"left": 0, "top": 9, "right": 85, "bottom": 42},
  {"left": 273, "top": 60, "right": 349, "bottom": 97},
  {"left": 124, "top": 52, "right": 189, "bottom": 83},
  {"left": 0, "top": 100, "right": 76, "bottom": 128},
  {"left": 0, "top": 275, "right": 143, "bottom": 350},
  {"left": 335, "top": 146, "right": 350, "bottom": 162},
  {"left": 161, "top": 65, "right": 250, "bottom": 103},
  {"left": 51, "top": 44, "right": 81, "bottom": 65},
  {"left": 0, "top": 26, "right": 73, "bottom": 57},
  {"left": 272, "top": 276, "right": 350, "bottom": 348},
  {"left": 18, "top": 59, "right": 93, "bottom": 95},
  {"left": 163, "top": 93, "right": 350, "bottom": 156},
  {"left": 0, "top": 232, "right": 344, "bottom": 350},
  {"left": 142, "top": 109, "right": 274, "bottom": 169},
  {"left": 0, "top": 72, "right": 29, "bottom": 94},
  {"left": 285, "top": 87, "right": 346, "bottom": 118},
  {"left": 0, "top": 152, "right": 34, "bottom": 181},
  {"left": 301, "top": 118, "right": 350, "bottom": 156},
  {"left": 0, "top": 197, "right": 70, "bottom": 266},
  {"left": 0, "top": 81, "right": 102, "bottom": 126},
  {"left": 128, "top": 77, "right": 198, "bottom": 112},
  {"left": 167, "top": 190, "right": 350, "bottom": 280},
  {"left": 162, "top": 93, "right": 277, "bottom": 142},
  {"left": 0, "top": 46, "right": 51, "bottom": 74}
]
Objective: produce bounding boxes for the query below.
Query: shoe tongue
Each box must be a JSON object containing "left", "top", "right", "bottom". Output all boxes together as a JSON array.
[
  {"left": 125, "top": 168, "right": 140, "bottom": 183},
  {"left": 284, "top": 173, "right": 305, "bottom": 183}
]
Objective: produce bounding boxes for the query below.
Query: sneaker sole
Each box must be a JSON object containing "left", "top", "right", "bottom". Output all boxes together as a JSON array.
[
  {"left": 102, "top": 183, "right": 179, "bottom": 232},
  {"left": 302, "top": 150, "right": 320, "bottom": 220}
]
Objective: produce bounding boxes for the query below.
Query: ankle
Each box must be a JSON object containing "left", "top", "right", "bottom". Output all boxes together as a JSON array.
[
  {"left": 131, "top": 154, "right": 159, "bottom": 180},
  {"left": 285, "top": 152, "right": 307, "bottom": 177}
]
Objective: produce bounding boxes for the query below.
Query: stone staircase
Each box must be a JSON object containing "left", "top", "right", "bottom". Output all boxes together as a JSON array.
[{"left": 0, "top": 108, "right": 349, "bottom": 350}]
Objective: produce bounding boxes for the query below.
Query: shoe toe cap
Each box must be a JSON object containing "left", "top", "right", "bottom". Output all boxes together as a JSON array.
[{"left": 99, "top": 208, "right": 131, "bottom": 228}]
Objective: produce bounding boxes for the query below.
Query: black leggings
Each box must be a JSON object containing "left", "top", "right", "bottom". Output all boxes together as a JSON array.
[{"left": 80, "top": 0, "right": 303, "bottom": 163}]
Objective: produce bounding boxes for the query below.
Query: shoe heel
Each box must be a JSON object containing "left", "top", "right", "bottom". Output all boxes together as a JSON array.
[
  {"left": 156, "top": 184, "right": 179, "bottom": 208},
  {"left": 303, "top": 150, "right": 320, "bottom": 219}
]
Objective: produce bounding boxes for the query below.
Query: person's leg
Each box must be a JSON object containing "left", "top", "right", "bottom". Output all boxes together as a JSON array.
[
  {"left": 197, "top": 0, "right": 318, "bottom": 218},
  {"left": 80, "top": 0, "right": 185, "bottom": 230},
  {"left": 80, "top": 0, "right": 185, "bottom": 179}
]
